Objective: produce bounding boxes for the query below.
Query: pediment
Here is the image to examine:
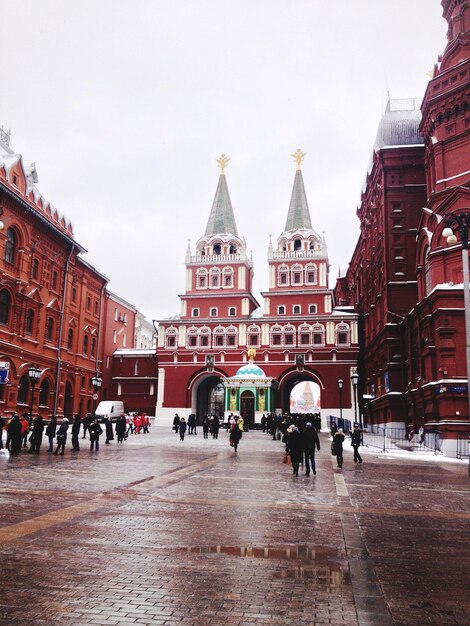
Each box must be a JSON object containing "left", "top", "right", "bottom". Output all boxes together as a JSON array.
[
  {"left": 46, "top": 297, "right": 61, "bottom": 312},
  {"left": 25, "top": 287, "right": 43, "bottom": 304}
]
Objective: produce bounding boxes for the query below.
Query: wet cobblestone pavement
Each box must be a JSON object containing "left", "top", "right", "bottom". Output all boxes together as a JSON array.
[{"left": 1, "top": 423, "right": 470, "bottom": 625}]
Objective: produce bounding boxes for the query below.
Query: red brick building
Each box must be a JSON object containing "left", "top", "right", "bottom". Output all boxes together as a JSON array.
[
  {"left": 156, "top": 152, "right": 359, "bottom": 425},
  {"left": 337, "top": 0, "right": 470, "bottom": 451},
  {"left": 0, "top": 129, "right": 108, "bottom": 419}
]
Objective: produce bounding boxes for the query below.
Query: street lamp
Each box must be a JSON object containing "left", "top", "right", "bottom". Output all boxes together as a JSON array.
[
  {"left": 351, "top": 372, "right": 359, "bottom": 424},
  {"left": 337, "top": 379, "right": 343, "bottom": 422},
  {"left": 91, "top": 375, "right": 102, "bottom": 418},
  {"left": 443, "top": 211, "right": 470, "bottom": 423},
  {"left": 28, "top": 366, "right": 41, "bottom": 418}
]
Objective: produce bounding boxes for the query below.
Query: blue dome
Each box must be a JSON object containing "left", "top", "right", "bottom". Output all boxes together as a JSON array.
[{"left": 235, "top": 363, "right": 266, "bottom": 377}]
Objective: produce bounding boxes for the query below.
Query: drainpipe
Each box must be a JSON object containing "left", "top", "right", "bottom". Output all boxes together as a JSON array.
[
  {"left": 53, "top": 243, "right": 75, "bottom": 417},
  {"left": 95, "top": 284, "right": 106, "bottom": 376}
]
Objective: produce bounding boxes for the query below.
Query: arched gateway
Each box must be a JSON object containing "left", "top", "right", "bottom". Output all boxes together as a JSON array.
[{"left": 156, "top": 153, "right": 359, "bottom": 425}]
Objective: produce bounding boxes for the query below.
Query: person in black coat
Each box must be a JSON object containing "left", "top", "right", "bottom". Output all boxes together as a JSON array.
[
  {"left": 333, "top": 429, "right": 346, "bottom": 468},
  {"left": 28, "top": 415, "right": 44, "bottom": 454},
  {"left": 287, "top": 426, "right": 303, "bottom": 476},
  {"left": 115, "top": 414, "right": 127, "bottom": 443},
  {"left": 105, "top": 417, "right": 114, "bottom": 444},
  {"left": 71, "top": 414, "right": 81, "bottom": 451},
  {"left": 53, "top": 418, "right": 69, "bottom": 455},
  {"left": 202, "top": 415, "right": 210, "bottom": 439},
  {"left": 229, "top": 423, "right": 241, "bottom": 452},
  {"left": 303, "top": 422, "right": 320, "bottom": 476},
  {"left": 178, "top": 417, "right": 187, "bottom": 441},
  {"left": 211, "top": 416, "right": 220, "bottom": 440},
  {"left": 8, "top": 414, "right": 23, "bottom": 455},
  {"left": 173, "top": 413, "right": 180, "bottom": 434},
  {"left": 45, "top": 416, "right": 57, "bottom": 452},
  {"left": 89, "top": 419, "right": 103, "bottom": 451},
  {"left": 351, "top": 424, "right": 363, "bottom": 463}
]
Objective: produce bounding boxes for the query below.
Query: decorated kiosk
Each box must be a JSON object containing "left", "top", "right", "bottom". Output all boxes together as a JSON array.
[{"left": 223, "top": 349, "right": 273, "bottom": 425}]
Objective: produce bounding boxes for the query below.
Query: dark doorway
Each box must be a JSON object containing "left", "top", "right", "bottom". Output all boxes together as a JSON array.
[
  {"left": 240, "top": 390, "right": 255, "bottom": 426},
  {"left": 64, "top": 380, "right": 74, "bottom": 418},
  {"left": 196, "top": 376, "right": 224, "bottom": 422}
]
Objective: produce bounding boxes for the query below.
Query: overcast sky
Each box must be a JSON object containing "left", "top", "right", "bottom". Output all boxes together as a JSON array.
[{"left": 1, "top": 1, "right": 446, "bottom": 320}]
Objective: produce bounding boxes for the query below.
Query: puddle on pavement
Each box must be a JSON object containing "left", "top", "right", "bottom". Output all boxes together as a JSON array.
[{"left": 182, "top": 544, "right": 351, "bottom": 586}]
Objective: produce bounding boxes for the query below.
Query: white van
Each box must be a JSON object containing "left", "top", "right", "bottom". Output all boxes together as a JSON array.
[{"left": 95, "top": 401, "right": 125, "bottom": 422}]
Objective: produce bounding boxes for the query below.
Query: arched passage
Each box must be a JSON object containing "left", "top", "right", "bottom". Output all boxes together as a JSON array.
[
  {"left": 278, "top": 370, "right": 324, "bottom": 419},
  {"left": 193, "top": 374, "right": 224, "bottom": 422}
]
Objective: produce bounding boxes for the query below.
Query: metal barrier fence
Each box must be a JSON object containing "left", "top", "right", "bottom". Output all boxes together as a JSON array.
[
  {"left": 456, "top": 434, "right": 470, "bottom": 460},
  {"left": 354, "top": 426, "right": 442, "bottom": 454},
  {"left": 327, "top": 415, "right": 352, "bottom": 435}
]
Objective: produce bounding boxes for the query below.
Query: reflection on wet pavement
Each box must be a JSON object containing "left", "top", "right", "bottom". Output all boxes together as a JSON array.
[{"left": 0, "top": 425, "right": 469, "bottom": 625}]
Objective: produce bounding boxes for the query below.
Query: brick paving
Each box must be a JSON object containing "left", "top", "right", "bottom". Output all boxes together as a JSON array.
[{"left": 1, "top": 423, "right": 470, "bottom": 625}]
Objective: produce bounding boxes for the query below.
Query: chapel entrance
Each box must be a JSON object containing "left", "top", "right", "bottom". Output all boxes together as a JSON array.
[{"left": 240, "top": 390, "right": 255, "bottom": 426}]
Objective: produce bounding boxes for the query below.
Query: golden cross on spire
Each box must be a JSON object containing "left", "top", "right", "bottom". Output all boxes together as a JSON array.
[
  {"left": 216, "top": 153, "right": 230, "bottom": 174},
  {"left": 291, "top": 148, "right": 306, "bottom": 170}
]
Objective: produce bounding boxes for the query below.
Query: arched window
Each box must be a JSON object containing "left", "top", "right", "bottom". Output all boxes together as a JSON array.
[
  {"left": 312, "top": 323, "right": 325, "bottom": 345},
  {"left": 91, "top": 337, "right": 96, "bottom": 358},
  {"left": 293, "top": 305, "right": 301, "bottom": 315},
  {"left": 222, "top": 267, "right": 234, "bottom": 287},
  {"left": 0, "top": 290, "right": 11, "bottom": 325},
  {"left": 192, "top": 308, "right": 199, "bottom": 317},
  {"left": 39, "top": 379, "right": 49, "bottom": 406},
  {"left": 199, "top": 326, "right": 211, "bottom": 347},
  {"left": 83, "top": 334, "right": 89, "bottom": 355},
  {"left": 51, "top": 270, "right": 58, "bottom": 291},
  {"left": 46, "top": 317, "right": 54, "bottom": 341},
  {"left": 278, "top": 264, "right": 289, "bottom": 286},
  {"left": 187, "top": 327, "right": 198, "bottom": 348},
  {"left": 291, "top": 264, "right": 303, "bottom": 285},
  {"left": 278, "top": 305, "right": 286, "bottom": 315},
  {"left": 197, "top": 268, "right": 207, "bottom": 289},
  {"left": 210, "top": 267, "right": 220, "bottom": 288},
  {"left": 247, "top": 324, "right": 260, "bottom": 347},
  {"left": 309, "top": 304, "right": 317, "bottom": 314},
  {"left": 32, "top": 258, "right": 39, "bottom": 280},
  {"left": 228, "top": 307, "right": 236, "bottom": 316},
  {"left": 299, "top": 323, "right": 312, "bottom": 346},
  {"left": 226, "top": 325, "right": 238, "bottom": 347},
  {"left": 424, "top": 245, "right": 432, "bottom": 296},
  {"left": 4, "top": 228, "right": 17, "bottom": 265},
  {"left": 213, "top": 326, "right": 225, "bottom": 347},
  {"left": 25, "top": 308, "right": 34, "bottom": 334},
  {"left": 213, "top": 244, "right": 221, "bottom": 255},
  {"left": 283, "top": 324, "right": 296, "bottom": 346},
  {"left": 305, "top": 264, "right": 317, "bottom": 284},
  {"left": 71, "top": 287, "right": 77, "bottom": 303},
  {"left": 18, "top": 375, "right": 29, "bottom": 404},
  {"left": 335, "top": 323, "right": 350, "bottom": 346},
  {"left": 270, "top": 324, "right": 283, "bottom": 346},
  {"left": 294, "top": 239, "right": 302, "bottom": 251},
  {"left": 165, "top": 327, "right": 177, "bottom": 348},
  {"left": 67, "top": 328, "right": 73, "bottom": 350},
  {"left": 210, "top": 307, "right": 218, "bottom": 317}
]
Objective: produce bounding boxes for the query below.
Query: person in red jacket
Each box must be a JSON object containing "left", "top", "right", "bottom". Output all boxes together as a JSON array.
[{"left": 133, "top": 414, "right": 142, "bottom": 434}]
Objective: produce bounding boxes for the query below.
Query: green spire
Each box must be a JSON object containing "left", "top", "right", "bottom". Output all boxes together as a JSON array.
[
  {"left": 204, "top": 155, "right": 239, "bottom": 236},
  {"left": 285, "top": 168, "right": 312, "bottom": 231}
]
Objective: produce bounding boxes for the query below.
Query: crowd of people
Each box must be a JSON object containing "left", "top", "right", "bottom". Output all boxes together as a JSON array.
[{"left": 0, "top": 412, "right": 151, "bottom": 456}]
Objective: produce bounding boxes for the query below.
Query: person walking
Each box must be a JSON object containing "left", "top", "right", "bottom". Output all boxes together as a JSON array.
[
  {"left": 287, "top": 426, "right": 303, "bottom": 477},
  {"left": 202, "top": 415, "right": 210, "bottom": 439},
  {"left": 105, "top": 416, "right": 114, "bottom": 444},
  {"left": 53, "top": 418, "right": 69, "bottom": 455},
  {"left": 116, "top": 414, "right": 127, "bottom": 443},
  {"left": 7, "top": 414, "right": 22, "bottom": 456},
  {"left": 334, "top": 428, "right": 346, "bottom": 468},
  {"left": 28, "top": 415, "right": 44, "bottom": 454},
  {"left": 211, "top": 415, "right": 220, "bottom": 440},
  {"left": 237, "top": 416, "right": 244, "bottom": 438},
  {"left": 303, "top": 422, "right": 320, "bottom": 476},
  {"left": 179, "top": 417, "right": 187, "bottom": 441},
  {"left": 89, "top": 418, "right": 103, "bottom": 451},
  {"left": 20, "top": 414, "right": 30, "bottom": 448},
  {"left": 229, "top": 421, "right": 241, "bottom": 452},
  {"left": 126, "top": 414, "right": 135, "bottom": 436},
  {"left": 351, "top": 424, "right": 363, "bottom": 464},
  {"left": 71, "top": 414, "right": 81, "bottom": 451},
  {"left": 173, "top": 413, "right": 180, "bottom": 434},
  {"left": 45, "top": 416, "right": 57, "bottom": 452},
  {"left": 82, "top": 414, "right": 92, "bottom": 439}
]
